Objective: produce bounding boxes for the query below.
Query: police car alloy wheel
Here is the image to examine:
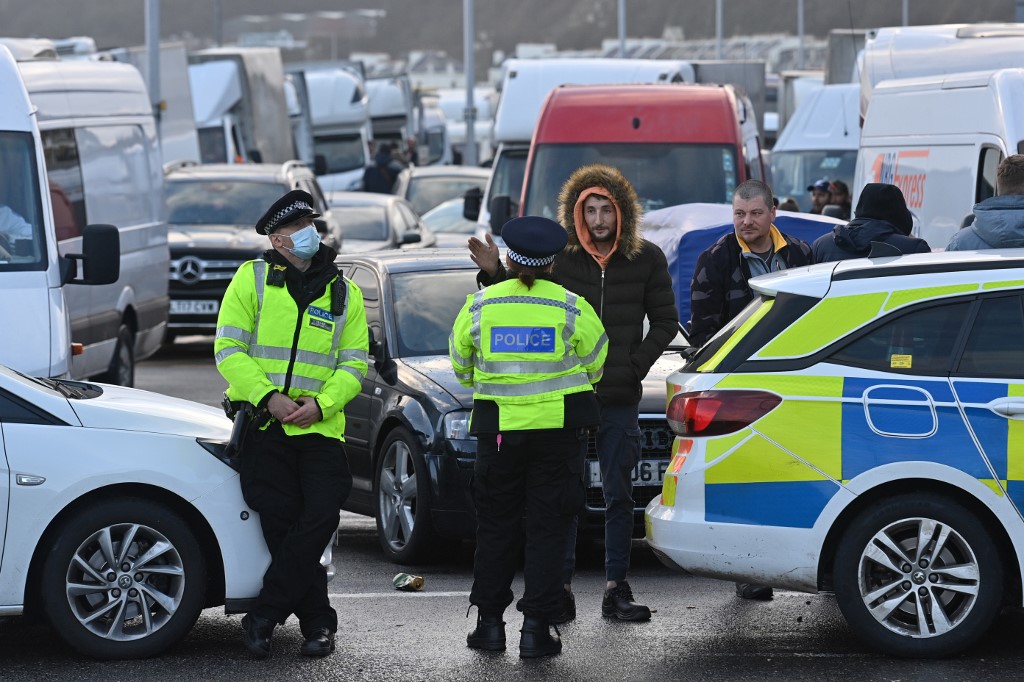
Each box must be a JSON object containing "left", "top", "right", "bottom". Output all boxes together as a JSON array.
[
  {"left": 833, "top": 493, "right": 1003, "bottom": 658},
  {"left": 39, "top": 497, "right": 207, "bottom": 660}
]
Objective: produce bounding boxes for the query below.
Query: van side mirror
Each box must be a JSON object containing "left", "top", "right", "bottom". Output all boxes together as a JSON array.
[
  {"left": 62, "top": 223, "right": 120, "bottom": 285},
  {"left": 314, "top": 154, "right": 328, "bottom": 176},
  {"left": 463, "top": 186, "right": 482, "bottom": 221},
  {"left": 489, "top": 195, "right": 513, "bottom": 235},
  {"left": 400, "top": 232, "right": 422, "bottom": 245}
]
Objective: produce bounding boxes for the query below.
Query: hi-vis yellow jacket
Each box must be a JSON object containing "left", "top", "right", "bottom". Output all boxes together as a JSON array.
[
  {"left": 214, "top": 259, "right": 368, "bottom": 440},
  {"left": 449, "top": 278, "right": 608, "bottom": 431}
]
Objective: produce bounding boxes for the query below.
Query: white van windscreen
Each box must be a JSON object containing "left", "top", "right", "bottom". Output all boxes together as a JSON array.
[
  {"left": 769, "top": 150, "right": 857, "bottom": 212},
  {"left": 0, "top": 132, "right": 47, "bottom": 271}
]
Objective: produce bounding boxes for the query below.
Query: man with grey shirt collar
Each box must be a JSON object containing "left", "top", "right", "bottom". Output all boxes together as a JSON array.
[
  {"left": 689, "top": 180, "right": 814, "bottom": 352},
  {"left": 688, "top": 180, "right": 813, "bottom": 600}
]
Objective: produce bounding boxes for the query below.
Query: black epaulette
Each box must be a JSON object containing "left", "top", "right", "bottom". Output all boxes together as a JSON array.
[
  {"left": 266, "top": 263, "right": 287, "bottom": 287},
  {"left": 331, "top": 277, "right": 347, "bottom": 316}
]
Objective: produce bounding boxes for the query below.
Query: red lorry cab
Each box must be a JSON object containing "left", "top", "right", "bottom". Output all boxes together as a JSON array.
[{"left": 519, "top": 83, "right": 765, "bottom": 220}]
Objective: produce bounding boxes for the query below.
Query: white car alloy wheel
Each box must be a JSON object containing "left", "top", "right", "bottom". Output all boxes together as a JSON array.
[
  {"left": 834, "top": 494, "right": 1003, "bottom": 658},
  {"left": 41, "top": 498, "right": 206, "bottom": 659}
]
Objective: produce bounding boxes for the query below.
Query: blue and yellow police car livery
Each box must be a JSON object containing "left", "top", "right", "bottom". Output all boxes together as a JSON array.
[{"left": 646, "top": 250, "right": 1024, "bottom": 658}]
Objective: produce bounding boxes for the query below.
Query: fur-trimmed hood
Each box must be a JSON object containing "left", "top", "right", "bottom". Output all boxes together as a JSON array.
[{"left": 558, "top": 164, "right": 644, "bottom": 260}]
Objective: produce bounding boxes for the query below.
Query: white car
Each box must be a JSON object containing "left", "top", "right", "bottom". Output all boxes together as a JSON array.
[{"left": 0, "top": 365, "right": 277, "bottom": 659}]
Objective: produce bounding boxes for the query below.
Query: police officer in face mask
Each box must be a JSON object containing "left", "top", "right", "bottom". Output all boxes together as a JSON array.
[{"left": 215, "top": 190, "right": 369, "bottom": 659}]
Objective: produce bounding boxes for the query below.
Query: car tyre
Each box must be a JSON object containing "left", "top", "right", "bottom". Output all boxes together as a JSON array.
[
  {"left": 40, "top": 497, "right": 206, "bottom": 659},
  {"left": 98, "top": 323, "right": 135, "bottom": 386},
  {"left": 374, "top": 427, "right": 442, "bottom": 564},
  {"left": 833, "top": 493, "right": 1002, "bottom": 658}
]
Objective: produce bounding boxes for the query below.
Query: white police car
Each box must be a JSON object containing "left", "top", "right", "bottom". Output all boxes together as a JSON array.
[{"left": 646, "top": 250, "right": 1024, "bottom": 658}]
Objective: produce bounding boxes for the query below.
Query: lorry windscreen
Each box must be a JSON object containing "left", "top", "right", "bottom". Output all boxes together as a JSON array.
[
  {"left": 314, "top": 134, "right": 366, "bottom": 174},
  {"left": 523, "top": 143, "right": 739, "bottom": 219},
  {"left": 0, "top": 131, "right": 46, "bottom": 271}
]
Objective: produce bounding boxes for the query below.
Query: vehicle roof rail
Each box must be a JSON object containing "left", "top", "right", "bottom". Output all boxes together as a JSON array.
[
  {"left": 163, "top": 159, "right": 199, "bottom": 174},
  {"left": 282, "top": 159, "right": 310, "bottom": 173}
]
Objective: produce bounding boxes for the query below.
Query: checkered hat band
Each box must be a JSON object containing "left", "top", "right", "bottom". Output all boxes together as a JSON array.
[
  {"left": 507, "top": 247, "right": 555, "bottom": 267},
  {"left": 267, "top": 200, "right": 312, "bottom": 233}
]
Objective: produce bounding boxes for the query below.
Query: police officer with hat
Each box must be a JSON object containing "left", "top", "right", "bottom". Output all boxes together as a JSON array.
[
  {"left": 215, "top": 189, "right": 369, "bottom": 658},
  {"left": 450, "top": 216, "right": 608, "bottom": 658}
]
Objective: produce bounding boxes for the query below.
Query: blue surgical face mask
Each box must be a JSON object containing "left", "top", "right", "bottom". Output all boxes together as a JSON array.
[{"left": 285, "top": 224, "right": 321, "bottom": 260}]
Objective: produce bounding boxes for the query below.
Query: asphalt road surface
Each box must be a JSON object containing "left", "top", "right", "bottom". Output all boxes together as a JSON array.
[{"left": 2, "top": 338, "right": 1023, "bottom": 680}]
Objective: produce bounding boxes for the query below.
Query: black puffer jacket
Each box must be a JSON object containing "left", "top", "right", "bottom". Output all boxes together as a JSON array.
[
  {"left": 812, "top": 218, "right": 931, "bottom": 263},
  {"left": 480, "top": 165, "right": 678, "bottom": 405},
  {"left": 689, "top": 229, "right": 813, "bottom": 348}
]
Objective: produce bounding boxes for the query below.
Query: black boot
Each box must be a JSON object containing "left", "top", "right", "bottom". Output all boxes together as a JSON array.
[
  {"left": 241, "top": 613, "right": 275, "bottom": 659},
  {"left": 519, "top": 615, "right": 561, "bottom": 659},
  {"left": 467, "top": 611, "right": 506, "bottom": 651}
]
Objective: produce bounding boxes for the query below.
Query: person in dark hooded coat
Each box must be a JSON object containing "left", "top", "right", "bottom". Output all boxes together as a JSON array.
[{"left": 812, "top": 183, "right": 931, "bottom": 262}]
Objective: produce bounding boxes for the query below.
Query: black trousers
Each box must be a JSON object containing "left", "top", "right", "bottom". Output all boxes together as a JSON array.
[
  {"left": 240, "top": 421, "right": 352, "bottom": 634},
  {"left": 470, "top": 428, "right": 586, "bottom": 621}
]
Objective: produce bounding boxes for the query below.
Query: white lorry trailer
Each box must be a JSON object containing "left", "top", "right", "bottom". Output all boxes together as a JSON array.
[
  {"left": 303, "top": 67, "right": 372, "bottom": 192},
  {"left": 188, "top": 47, "right": 293, "bottom": 165}
]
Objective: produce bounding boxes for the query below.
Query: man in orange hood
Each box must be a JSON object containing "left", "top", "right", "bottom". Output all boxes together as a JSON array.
[{"left": 470, "top": 164, "right": 678, "bottom": 623}]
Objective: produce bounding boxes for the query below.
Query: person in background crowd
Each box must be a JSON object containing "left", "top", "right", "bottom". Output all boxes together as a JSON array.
[
  {"left": 806, "top": 178, "right": 831, "bottom": 214},
  {"left": 362, "top": 142, "right": 403, "bottom": 194},
  {"left": 947, "top": 154, "right": 1024, "bottom": 251},
  {"left": 812, "top": 183, "right": 931, "bottom": 262},
  {"left": 453, "top": 215, "right": 607, "bottom": 659},
  {"left": 777, "top": 197, "right": 800, "bottom": 212},
  {"left": 826, "top": 180, "right": 852, "bottom": 221},
  {"left": 469, "top": 164, "right": 677, "bottom": 624}
]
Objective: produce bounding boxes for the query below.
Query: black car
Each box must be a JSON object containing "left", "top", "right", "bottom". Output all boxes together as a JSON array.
[
  {"left": 338, "top": 249, "right": 477, "bottom": 563},
  {"left": 163, "top": 160, "right": 341, "bottom": 342},
  {"left": 338, "top": 248, "right": 684, "bottom": 563}
]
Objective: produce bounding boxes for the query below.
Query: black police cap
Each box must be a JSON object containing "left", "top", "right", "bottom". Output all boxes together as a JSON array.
[
  {"left": 501, "top": 216, "right": 568, "bottom": 267},
  {"left": 255, "top": 189, "right": 321, "bottom": 235}
]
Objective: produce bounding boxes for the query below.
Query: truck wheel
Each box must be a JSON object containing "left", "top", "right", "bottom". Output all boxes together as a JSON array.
[
  {"left": 374, "top": 427, "right": 440, "bottom": 563},
  {"left": 98, "top": 324, "right": 135, "bottom": 386},
  {"left": 39, "top": 498, "right": 206, "bottom": 659},
  {"left": 833, "top": 493, "right": 1002, "bottom": 658}
]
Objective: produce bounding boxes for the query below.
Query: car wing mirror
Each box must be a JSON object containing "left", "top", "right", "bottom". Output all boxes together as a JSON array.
[
  {"left": 488, "top": 195, "right": 513, "bottom": 235},
  {"left": 463, "top": 186, "right": 482, "bottom": 221}
]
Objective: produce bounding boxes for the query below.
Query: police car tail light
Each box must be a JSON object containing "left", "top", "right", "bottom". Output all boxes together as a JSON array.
[{"left": 666, "top": 390, "right": 782, "bottom": 437}]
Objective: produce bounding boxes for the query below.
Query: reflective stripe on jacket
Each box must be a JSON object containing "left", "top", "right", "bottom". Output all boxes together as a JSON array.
[
  {"left": 449, "top": 278, "right": 608, "bottom": 431},
  {"left": 214, "top": 259, "right": 369, "bottom": 440}
]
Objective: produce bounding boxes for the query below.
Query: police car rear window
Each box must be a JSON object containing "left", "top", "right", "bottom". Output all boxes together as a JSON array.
[{"left": 830, "top": 301, "right": 969, "bottom": 375}]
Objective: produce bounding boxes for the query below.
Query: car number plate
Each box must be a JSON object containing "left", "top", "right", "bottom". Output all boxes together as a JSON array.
[
  {"left": 170, "top": 299, "right": 219, "bottom": 314},
  {"left": 587, "top": 459, "right": 668, "bottom": 487}
]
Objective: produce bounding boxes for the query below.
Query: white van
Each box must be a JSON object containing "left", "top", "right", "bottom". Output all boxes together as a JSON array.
[
  {"left": 853, "top": 68, "right": 1024, "bottom": 248},
  {"left": 0, "top": 45, "right": 119, "bottom": 379},
  {"left": 770, "top": 83, "right": 860, "bottom": 211},
  {"left": 17, "top": 54, "right": 169, "bottom": 385},
  {"left": 859, "top": 23, "right": 1024, "bottom": 121}
]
